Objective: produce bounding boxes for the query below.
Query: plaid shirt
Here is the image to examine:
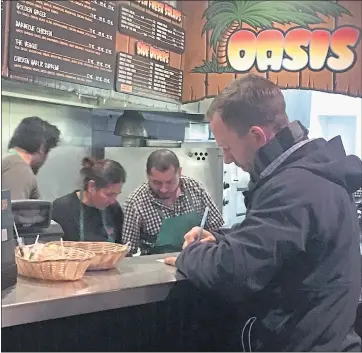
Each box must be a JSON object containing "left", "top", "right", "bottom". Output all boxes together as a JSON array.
[{"left": 122, "top": 176, "right": 224, "bottom": 254}]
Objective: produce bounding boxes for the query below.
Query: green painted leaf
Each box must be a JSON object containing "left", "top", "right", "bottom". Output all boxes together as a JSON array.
[{"left": 202, "top": 0, "right": 352, "bottom": 52}]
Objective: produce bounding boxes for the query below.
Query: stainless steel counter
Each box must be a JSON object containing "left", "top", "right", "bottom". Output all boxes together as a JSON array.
[{"left": 1, "top": 253, "right": 181, "bottom": 328}]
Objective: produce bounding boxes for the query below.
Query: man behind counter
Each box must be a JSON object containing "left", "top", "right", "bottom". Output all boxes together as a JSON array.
[
  {"left": 122, "top": 149, "right": 224, "bottom": 255},
  {"left": 2, "top": 116, "right": 60, "bottom": 200}
]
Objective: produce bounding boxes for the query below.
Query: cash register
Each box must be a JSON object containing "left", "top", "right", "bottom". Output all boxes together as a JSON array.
[
  {"left": 1, "top": 193, "right": 64, "bottom": 290},
  {"left": 11, "top": 199, "right": 64, "bottom": 244}
]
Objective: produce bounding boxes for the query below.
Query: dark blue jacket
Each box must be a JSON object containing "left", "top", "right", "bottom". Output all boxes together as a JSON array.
[{"left": 176, "top": 137, "right": 362, "bottom": 351}]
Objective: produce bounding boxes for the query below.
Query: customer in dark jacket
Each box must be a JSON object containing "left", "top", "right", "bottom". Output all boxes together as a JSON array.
[{"left": 165, "top": 75, "right": 362, "bottom": 351}]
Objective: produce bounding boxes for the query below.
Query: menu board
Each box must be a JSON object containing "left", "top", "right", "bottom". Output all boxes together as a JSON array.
[
  {"left": 119, "top": 3, "right": 185, "bottom": 55},
  {"left": 8, "top": 0, "right": 117, "bottom": 90},
  {"left": 116, "top": 51, "right": 183, "bottom": 102}
]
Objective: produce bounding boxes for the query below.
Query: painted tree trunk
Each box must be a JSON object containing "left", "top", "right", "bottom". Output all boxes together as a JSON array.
[
  {"left": 181, "top": 0, "right": 207, "bottom": 102},
  {"left": 217, "top": 20, "right": 240, "bottom": 67},
  {"left": 207, "top": 19, "right": 237, "bottom": 98}
]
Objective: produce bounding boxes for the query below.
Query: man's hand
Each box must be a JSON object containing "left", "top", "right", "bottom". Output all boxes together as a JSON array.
[
  {"left": 164, "top": 257, "right": 177, "bottom": 266},
  {"left": 164, "top": 228, "right": 216, "bottom": 266},
  {"left": 182, "top": 226, "right": 216, "bottom": 249}
]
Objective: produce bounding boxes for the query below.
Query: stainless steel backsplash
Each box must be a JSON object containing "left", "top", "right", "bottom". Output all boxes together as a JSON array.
[{"left": 1, "top": 97, "right": 93, "bottom": 201}]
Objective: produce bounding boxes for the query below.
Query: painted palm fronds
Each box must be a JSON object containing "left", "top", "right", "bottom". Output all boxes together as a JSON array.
[{"left": 192, "top": 0, "right": 351, "bottom": 73}]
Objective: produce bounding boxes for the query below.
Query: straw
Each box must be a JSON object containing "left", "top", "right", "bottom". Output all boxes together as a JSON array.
[
  {"left": 197, "top": 207, "right": 209, "bottom": 241},
  {"left": 60, "top": 237, "right": 65, "bottom": 257},
  {"left": 29, "top": 234, "right": 40, "bottom": 260},
  {"left": 13, "top": 222, "right": 24, "bottom": 257}
]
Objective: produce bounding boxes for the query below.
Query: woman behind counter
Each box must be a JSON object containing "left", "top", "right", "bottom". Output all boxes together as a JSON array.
[{"left": 52, "top": 157, "right": 126, "bottom": 242}]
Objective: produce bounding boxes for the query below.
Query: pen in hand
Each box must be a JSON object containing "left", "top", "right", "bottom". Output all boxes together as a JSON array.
[
  {"left": 165, "top": 207, "right": 210, "bottom": 267},
  {"left": 197, "top": 206, "right": 209, "bottom": 242}
]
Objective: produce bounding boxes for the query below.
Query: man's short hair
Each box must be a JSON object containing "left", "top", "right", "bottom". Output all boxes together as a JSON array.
[
  {"left": 206, "top": 74, "right": 289, "bottom": 135},
  {"left": 8, "top": 116, "right": 60, "bottom": 154},
  {"left": 146, "top": 149, "right": 180, "bottom": 175}
]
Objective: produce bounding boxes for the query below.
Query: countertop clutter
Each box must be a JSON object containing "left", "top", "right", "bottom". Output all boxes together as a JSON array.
[
  {"left": 2, "top": 253, "right": 241, "bottom": 352},
  {"left": 1, "top": 253, "right": 180, "bottom": 328}
]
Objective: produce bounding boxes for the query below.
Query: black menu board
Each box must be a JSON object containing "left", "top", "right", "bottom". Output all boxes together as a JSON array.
[
  {"left": 116, "top": 51, "right": 183, "bottom": 102},
  {"left": 8, "top": 0, "right": 117, "bottom": 90},
  {"left": 119, "top": 3, "right": 185, "bottom": 55}
]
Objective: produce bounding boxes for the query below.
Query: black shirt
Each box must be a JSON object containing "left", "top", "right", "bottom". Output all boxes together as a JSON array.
[{"left": 52, "top": 191, "right": 124, "bottom": 243}]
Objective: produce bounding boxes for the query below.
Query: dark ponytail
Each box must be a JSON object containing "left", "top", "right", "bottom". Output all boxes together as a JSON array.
[
  {"left": 81, "top": 156, "right": 96, "bottom": 169},
  {"left": 80, "top": 157, "right": 126, "bottom": 190}
]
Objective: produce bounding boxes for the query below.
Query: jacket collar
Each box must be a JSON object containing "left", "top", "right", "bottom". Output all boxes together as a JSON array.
[{"left": 251, "top": 120, "right": 309, "bottom": 180}]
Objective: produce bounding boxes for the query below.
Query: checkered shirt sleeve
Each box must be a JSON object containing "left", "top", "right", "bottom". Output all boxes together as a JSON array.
[
  {"left": 200, "top": 184, "right": 225, "bottom": 231},
  {"left": 122, "top": 200, "right": 142, "bottom": 253},
  {"left": 121, "top": 176, "right": 224, "bottom": 254}
]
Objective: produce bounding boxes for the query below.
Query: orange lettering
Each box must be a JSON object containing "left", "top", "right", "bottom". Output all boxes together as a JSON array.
[
  {"left": 327, "top": 26, "right": 361, "bottom": 72},
  {"left": 148, "top": 1, "right": 164, "bottom": 15},
  {"left": 309, "top": 30, "right": 330, "bottom": 71},
  {"left": 164, "top": 4, "right": 181, "bottom": 23},
  {"left": 283, "top": 28, "right": 311, "bottom": 71},
  {"left": 226, "top": 27, "right": 361, "bottom": 73},
  {"left": 136, "top": 41, "right": 150, "bottom": 58},
  {"left": 227, "top": 30, "right": 256, "bottom": 71},
  {"left": 256, "top": 30, "right": 284, "bottom": 71}
]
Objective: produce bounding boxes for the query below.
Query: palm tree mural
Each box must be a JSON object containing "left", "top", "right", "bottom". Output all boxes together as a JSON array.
[{"left": 192, "top": 0, "right": 351, "bottom": 73}]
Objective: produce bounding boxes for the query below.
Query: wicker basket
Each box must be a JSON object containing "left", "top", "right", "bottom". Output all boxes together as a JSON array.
[
  {"left": 15, "top": 245, "right": 95, "bottom": 281},
  {"left": 48, "top": 241, "right": 130, "bottom": 271}
]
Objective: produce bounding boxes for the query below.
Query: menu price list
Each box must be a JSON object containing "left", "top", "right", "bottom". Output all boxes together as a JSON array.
[
  {"left": 116, "top": 51, "right": 183, "bottom": 102},
  {"left": 119, "top": 4, "right": 185, "bottom": 55},
  {"left": 8, "top": 0, "right": 117, "bottom": 90},
  {"left": 6, "top": 70, "right": 111, "bottom": 100}
]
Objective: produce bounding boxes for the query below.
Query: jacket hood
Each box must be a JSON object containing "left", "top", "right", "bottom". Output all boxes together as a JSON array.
[{"left": 290, "top": 136, "right": 362, "bottom": 194}]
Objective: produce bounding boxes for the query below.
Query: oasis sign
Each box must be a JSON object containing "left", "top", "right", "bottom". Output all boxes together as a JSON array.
[{"left": 226, "top": 26, "right": 361, "bottom": 73}]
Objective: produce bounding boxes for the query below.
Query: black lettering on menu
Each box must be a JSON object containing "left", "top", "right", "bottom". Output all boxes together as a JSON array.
[
  {"left": 119, "top": 4, "right": 185, "bottom": 55},
  {"left": 8, "top": 0, "right": 117, "bottom": 90},
  {"left": 116, "top": 51, "right": 183, "bottom": 103}
]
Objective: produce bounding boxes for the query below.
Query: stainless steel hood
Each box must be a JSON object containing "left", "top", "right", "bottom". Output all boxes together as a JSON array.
[
  {"left": 108, "top": 109, "right": 205, "bottom": 146},
  {"left": 113, "top": 110, "right": 148, "bottom": 147},
  {"left": 114, "top": 110, "right": 148, "bottom": 137}
]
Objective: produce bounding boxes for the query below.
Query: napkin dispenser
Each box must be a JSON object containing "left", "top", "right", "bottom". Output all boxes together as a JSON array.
[{"left": 1, "top": 190, "right": 17, "bottom": 290}]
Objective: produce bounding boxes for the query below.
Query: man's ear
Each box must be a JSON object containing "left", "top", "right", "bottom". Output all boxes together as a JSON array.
[{"left": 249, "top": 126, "right": 268, "bottom": 148}]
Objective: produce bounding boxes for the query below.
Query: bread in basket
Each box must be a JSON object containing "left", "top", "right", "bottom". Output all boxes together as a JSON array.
[
  {"left": 48, "top": 241, "right": 130, "bottom": 271},
  {"left": 15, "top": 243, "right": 95, "bottom": 281}
]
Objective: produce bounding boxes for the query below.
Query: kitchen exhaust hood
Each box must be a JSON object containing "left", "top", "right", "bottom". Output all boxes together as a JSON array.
[
  {"left": 112, "top": 109, "right": 205, "bottom": 147},
  {"left": 114, "top": 110, "right": 147, "bottom": 137},
  {"left": 114, "top": 110, "right": 148, "bottom": 147}
]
